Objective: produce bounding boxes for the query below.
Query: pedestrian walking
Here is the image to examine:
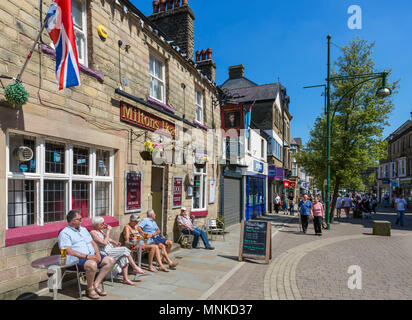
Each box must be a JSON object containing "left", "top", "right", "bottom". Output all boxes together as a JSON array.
[
  {"left": 283, "top": 197, "right": 289, "bottom": 214},
  {"left": 298, "top": 194, "right": 312, "bottom": 234},
  {"left": 395, "top": 194, "right": 407, "bottom": 227},
  {"left": 310, "top": 195, "right": 325, "bottom": 236},
  {"left": 343, "top": 194, "right": 352, "bottom": 218},
  {"left": 274, "top": 193, "right": 281, "bottom": 214},
  {"left": 336, "top": 193, "right": 342, "bottom": 219},
  {"left": 371, "top": 194, "right": 378, "bottom": 215},
  {"left": 288, "top": 191, "right": 295, "bottom": 216}
]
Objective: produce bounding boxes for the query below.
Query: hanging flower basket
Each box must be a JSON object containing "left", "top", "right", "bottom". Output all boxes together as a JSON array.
[
  {"left": 4, "top": 82, "right": 29, "bottom": 107},
  {"left": 194, "top": 155, "right": 209, "bottom": 169},
  {"left": 140, "top": 151, "right": 152, "bottom": 161}
]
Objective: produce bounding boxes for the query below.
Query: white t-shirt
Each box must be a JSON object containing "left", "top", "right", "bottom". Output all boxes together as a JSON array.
[
  {"left": 275, "top": 196, "right": 281, "bottom": 204},
  {"left": 336, "top": 197, "right": 342, "bottom": 208},
  {"left": 343, "top": 197, "right": 351, "bottom": 207},
  {"left": 395, "top": 198, "right": 407, "bottom": 211}
]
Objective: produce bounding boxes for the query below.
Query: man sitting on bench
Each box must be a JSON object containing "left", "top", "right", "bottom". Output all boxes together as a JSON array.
[
  {"left": 177, "top": 208, "right": 215, "bottom": 250},
  {"left": 58, "top": 210, "right": 115, "bottom": 300}
]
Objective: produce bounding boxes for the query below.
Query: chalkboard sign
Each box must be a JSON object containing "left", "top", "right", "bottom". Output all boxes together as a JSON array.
[{"left": 238, "top": 220, "right": 272, "bottom": 264}]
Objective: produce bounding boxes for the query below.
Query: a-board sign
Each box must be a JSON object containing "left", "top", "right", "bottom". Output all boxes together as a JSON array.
[{"left": 238, "top": 220, "right": 272, "bottom": 264}]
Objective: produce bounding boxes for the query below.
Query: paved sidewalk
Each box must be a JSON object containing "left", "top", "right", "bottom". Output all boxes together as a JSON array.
[
  {"left": 36, "top": 215, "right": 291, "bottom": 300},
  {"left": 211, "top": 211, "right": 412, "bottom": 300}
]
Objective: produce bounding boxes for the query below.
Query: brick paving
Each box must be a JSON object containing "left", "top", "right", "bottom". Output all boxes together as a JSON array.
[
  {"left": 36, "top": 210, "right": 412, "bottom": 300},
  {"left": 210, "top": 210, "right": 412, "bottom": 300}
]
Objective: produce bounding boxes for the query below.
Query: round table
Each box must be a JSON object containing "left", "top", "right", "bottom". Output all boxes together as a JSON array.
[{"left": 31, "top": 255, "right": 79, "bottom": 300}]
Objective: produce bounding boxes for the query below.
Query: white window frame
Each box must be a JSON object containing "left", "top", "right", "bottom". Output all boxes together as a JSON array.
[
  {"left": 195, "top": 88, "right": 204, "bottom": 124},
  {"left": 149, "top": 53, "right": 166, "bottom": 103},
  {"left": 192, "top": 164, "right": 208, "bottom": 211},
  {"left": 72, "top": 0, "right": 88, "bottom": 67},
  {"left": 5, "top": 130, "right": 114, "bottom": 230}
]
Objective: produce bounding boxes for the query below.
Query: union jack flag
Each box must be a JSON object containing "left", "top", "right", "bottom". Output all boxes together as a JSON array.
[{"left": 45, "top": 0, "right": 80, "bottom": 90}]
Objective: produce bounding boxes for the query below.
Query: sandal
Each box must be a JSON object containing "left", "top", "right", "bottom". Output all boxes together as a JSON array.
[
  {"left": 148, "top": 267, "right": 158, "bottom": 273},
  {"left": 159, "top": 266, "right": 169, "bottom": 272},
  {"left": 132, "top": 268, "right": 147, "bottom": 275},
  {"left": 94, "top": 286, "right": 108, "bottom": 296},
  {"left": 86, "top": 289, "right": 100, "bottom": 300}
]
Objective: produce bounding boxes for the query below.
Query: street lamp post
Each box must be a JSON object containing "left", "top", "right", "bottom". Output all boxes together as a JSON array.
[
  {"left": 305, "top": 36, "right": 392, "bottom": 230},
  {"left": 324, "top": 35, "right": 392, "bottom": 230}
]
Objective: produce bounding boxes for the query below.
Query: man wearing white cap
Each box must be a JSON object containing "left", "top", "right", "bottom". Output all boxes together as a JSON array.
[{"left": 177, "top": 207, "right": 214, "bottom": 250}]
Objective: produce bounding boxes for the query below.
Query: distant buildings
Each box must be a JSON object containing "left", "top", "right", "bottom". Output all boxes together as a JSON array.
[{"left": 377, "top": 117, "right": 412, "bottom": 204}]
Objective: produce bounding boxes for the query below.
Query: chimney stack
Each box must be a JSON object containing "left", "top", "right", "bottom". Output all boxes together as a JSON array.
[
  {"left": 229, "top": 65, "right": 245, "bottom": 79},
  {"left": 160, "top": 0, "right": 166, "bottom": 12},
  {"left": 152, "top": 1, "right": 159, "bottom": 14},
  {"left": 196, "top": 48, "right": 216, "bottom": 82},
  {"left": 149, "top": 0, "right": 195, "bottom": 60}
]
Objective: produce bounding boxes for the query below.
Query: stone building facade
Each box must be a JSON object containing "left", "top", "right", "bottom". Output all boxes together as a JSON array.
[
  {"left": 377, "top": 118, "right": 412, "bottom": 205},
  {"left": 0, "top": 0, "right": 221, "bottom": 298}
]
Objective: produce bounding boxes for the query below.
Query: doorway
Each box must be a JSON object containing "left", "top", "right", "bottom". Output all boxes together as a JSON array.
[{"left": 151, "top": 166, "right": 164, "bottom": 232}]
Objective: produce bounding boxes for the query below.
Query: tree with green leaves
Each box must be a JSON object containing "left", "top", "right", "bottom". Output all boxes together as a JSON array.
[{"left": 297, "top": 38, "right": 399, "bottom": 221}]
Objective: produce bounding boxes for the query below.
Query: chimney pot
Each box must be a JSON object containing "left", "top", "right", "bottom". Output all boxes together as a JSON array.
[
  {"left": 206, "top": 48, "right": 212, "bottom": 60},
  {"left": 182, "top": 0, "right": 188, "bottom": 6},
  {"left": 152, "top": 1, "right": 160, "bottom": 13},
  {"left": 174, "top": 0, "right": 180, "bottom": 7},
  {"left": 167, "top": 0, "right": 174, "bottom": 10},
  {"left": 160, "top": 0, "right": 166, "bottom": 12},
  {"left": 196, "top": 51, "right": 201, "bottom": 62},
  {"left": 201, "top": 49, "right": 207, "bottom": 61}
]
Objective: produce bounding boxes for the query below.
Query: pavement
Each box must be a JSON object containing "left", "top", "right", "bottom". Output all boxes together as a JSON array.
[{"left": 35, "top": 209, "right": 412, "bottom": 300}]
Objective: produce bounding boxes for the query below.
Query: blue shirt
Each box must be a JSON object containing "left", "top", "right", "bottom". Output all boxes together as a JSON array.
[
  {"left": 139, "top": 218, "right": 159, "bottom": 245},
  {"left": 58, "top": 225, "right": 95, "bottom": 264},
  {"left": 298, "top": 200, "right": 312, "bottom": 216}
]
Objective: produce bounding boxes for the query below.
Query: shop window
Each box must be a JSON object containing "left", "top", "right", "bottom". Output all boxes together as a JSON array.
[
  {"left": 7, "top": 180, "right": 36, "bottom": 228},
  {"left": 45, "top": 142, "right": 65, "bottom": 174},
  {"left": 95, "top": 182, "right": 110, "bottom": 216},
  {"left": 7, "top": 132, "right": 114, "bottom": 229},
  {"left": 96, "top": 150, "right": 110, "bottom": 176},
  {"left": 9, "top": 133, "right": 36, "bottom": 173},
  {"left": 72, "top": 0, "right": 88, "bottom": 66},
  {"left": 149, "top": 54, "right": 166, "bottom": 103},
  {"left": 43, "top": 180, "right": 66, "bottom": 223},
  {"left": 72, "top": 181, "right": 89, "bottom": 218},
  {"left": 192, "top": 165, "right": 207, "bottom": 210},
  {"left": 73, "top": 146, "right": 89, "bottom": 175}
]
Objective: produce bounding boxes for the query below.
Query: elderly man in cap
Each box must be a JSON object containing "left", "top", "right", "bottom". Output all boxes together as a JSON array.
[{"left": 177, "top": 207, "right": 215, "bottom": 250}]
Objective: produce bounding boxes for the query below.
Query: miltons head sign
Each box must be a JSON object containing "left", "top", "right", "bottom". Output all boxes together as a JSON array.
[{"left": 120, "top": 101, "right": 178, "bottom": 139}]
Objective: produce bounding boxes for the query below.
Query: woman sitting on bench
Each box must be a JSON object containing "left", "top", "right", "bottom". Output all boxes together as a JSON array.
[
  {"left": 90, "top": 216, "right": 146, "bottom": 285},
  {"left": 121, "top": 214, "right": 170, "bottom": 273}
]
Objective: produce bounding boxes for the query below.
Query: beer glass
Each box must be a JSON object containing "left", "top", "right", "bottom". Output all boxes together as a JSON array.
[
  {"left": 60, "top": 247, "right": 67, "bottom": 265},
  {"left": 144, "top": 233, "right": 148, "bottom": 244}
]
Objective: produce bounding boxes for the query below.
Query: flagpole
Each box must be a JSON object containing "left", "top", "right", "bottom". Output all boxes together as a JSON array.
[{"left": 16, "top": 17, "right": 50, "bottom": 82}]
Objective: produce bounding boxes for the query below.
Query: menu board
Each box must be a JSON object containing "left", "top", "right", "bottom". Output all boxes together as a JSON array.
[
  {"left": 125, "top": 171, "right": 142, "bottom": 213},
  {"left": 172, "top": 177, "right": 183, "bottom": 209},
  {"left": 239, "top": 220, "right": 272, "bottom": 264}
]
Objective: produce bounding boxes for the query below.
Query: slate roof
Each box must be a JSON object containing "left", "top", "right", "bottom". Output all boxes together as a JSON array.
[
  {"left": 220, "top": 77, "right": 258, "bottom": 90},
  {"left": 221, "top": 83, "right": 281, "bottom": 103}
]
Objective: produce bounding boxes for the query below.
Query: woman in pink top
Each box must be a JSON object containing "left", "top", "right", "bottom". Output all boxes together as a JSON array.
[{"left": 310, "top": 195, "right": 325, "bottom": 236}]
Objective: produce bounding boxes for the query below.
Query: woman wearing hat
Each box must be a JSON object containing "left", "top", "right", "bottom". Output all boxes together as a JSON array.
[{"left": 120, "top": 214, "right": 169, "bottom": 273}]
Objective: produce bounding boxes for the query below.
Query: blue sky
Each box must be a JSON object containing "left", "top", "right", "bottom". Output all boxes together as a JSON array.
[{"left": 132, "top": 0, "right": 412, "bottom": 144}]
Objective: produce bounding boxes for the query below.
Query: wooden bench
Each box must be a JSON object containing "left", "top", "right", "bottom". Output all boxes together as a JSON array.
[{"left": 373, "top": 221, "right": 391, "bottom": 236}]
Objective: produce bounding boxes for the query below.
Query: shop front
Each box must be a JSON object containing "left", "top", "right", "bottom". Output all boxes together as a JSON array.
[
  {"left": 268, "top": 165, "right": 284, "bottom": 212},
  {"left": 245, "top": 160, "right": 267, "bottom": 220}
]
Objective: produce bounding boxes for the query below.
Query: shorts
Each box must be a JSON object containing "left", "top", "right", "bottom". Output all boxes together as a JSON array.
[
  {"left": 152, "top": 235, "right": 167, "bottom": 245},
  {"left": 68, "top": 253, "right": 106, "bottom": 272}
]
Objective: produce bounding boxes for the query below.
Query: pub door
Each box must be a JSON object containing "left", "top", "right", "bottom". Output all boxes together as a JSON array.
[{"left": 151, "top": 166, "right": 164, "bottom": 233}]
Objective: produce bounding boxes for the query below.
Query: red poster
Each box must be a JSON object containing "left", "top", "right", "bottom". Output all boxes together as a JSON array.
[
  {"left": 283, "top": 180, "right": 290, "bottom": 188},
  {"left": 172, "top": 177, "right": 183, "bottom": 209},
  {"left": 290, "top": 181, "right": 296, "bottom": 187},
  {"left": 125, "top": 171, "right": 142, "bottom": 212}
]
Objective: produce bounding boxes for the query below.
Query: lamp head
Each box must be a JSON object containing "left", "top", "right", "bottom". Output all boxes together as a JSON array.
[{"left": 376, "top": 87, "right": 391, "bottom": 98}]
